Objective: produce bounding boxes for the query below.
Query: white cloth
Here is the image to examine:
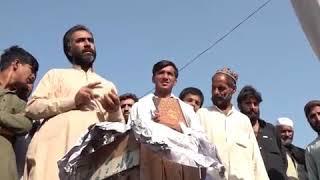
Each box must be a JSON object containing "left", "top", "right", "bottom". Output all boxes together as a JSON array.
[
  {"left": 291, "top": 0, "right": 320, "bottom": 60},
  {"left": 132, "top": 118, "right": 223, "bottom": 169},
  {"left": 129, "top": 93, "right": 204, "bottom": 133},
  {"left": 58, "top": 119, "right": 224, "bottom": 180},
  {"left": 129, "top": 93, "right": 224, "bottom": 179},
  {"left": 197, "top": 106, "right": 269, "bottom": 180}
]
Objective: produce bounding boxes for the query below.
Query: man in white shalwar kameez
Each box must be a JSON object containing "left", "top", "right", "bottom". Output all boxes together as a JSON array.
[
  {"left": 197, "top": 67, "right": 269, "bottom": 180},
  {"left": 23, "top": 25, "right": 124, "bottom": 180},
  {"left": 129, "top": 60, "right": 223, "bottom": 180}
]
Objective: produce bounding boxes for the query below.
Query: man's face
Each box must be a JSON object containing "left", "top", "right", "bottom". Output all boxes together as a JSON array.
[
  {"left": 308, "top": 105, "right": 320, "bottom": 133},
  {"left": 68, "top": 30, "right": 96, "bottom": 66},
  {"left": 12, "top": 63, "right": 36, "bottom": 97},
  {"left": 182, "top": 93, "right": 202, "bottom": 112},
  {"left": 120, "top": 98, "right": 136, "bottom": 121},
  {"left": 239, "top": 96, "right": 260, "bottom": 122},
  {"left": 152, "top": 65, "right": 177, "bottom": 95},
  {"left": 211, "top": 74, "right": 234, "bottom": 109},
  {"left": 278, "top": 125, "right": 294, "bottom": 146}
]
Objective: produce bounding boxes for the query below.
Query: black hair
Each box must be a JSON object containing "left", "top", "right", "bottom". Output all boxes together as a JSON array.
[
  {"left": 0, "top": 45, "right": 39, "bottom": 73},
  {"left": 237, "top": 85, "right": 262, "bottom": 105},
  {"left": 304, "top": 100, "right": 320, "bottom": 119},
  {"left": 63, "top": 25, "right": 93, "bottom": 63},
  {"left": 179, "top": 87, "right": 204, "bottom": 107},
  {"left": 152, "top": 60, "right": 178, "bottom": 78},
  {"left": 119, "top": 93, "right": 138, "bottom": 102}
]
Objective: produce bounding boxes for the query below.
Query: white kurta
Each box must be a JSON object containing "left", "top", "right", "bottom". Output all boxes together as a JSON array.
[
  {"left": 129, "top": 93, "right": 203, "bottom": 132},
  {"left": 128, "top": 93, "right": 212, "bottom": 180},
  {"left": 197, "top": 106, "right": 269, "bottom": 180},
  {"left": 23, "top": 66, "right": 123, "bottom": 180}
]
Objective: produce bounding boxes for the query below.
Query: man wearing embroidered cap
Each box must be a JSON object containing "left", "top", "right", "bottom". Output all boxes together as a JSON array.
[
  {"left": 304, "top": 100, "right": 320, "bottom": 180},
  {"left": 237, "top": 85, "right": 287, "bottom": 180},
  {"left": 197, "top": 67, "right": 269, "bottom": 180},
  {"left": 276, "top": 117, "right": 308, "bottom": 180}
]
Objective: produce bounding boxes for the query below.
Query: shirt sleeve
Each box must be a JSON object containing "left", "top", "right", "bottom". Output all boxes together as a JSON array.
[
  {"left": 183, "top": 104, "right": 205, "bottom": 133},
  {"left": 25, "top": 70, "right": 76, "bottom": 120},
  {"left": 0, "top": 99, "right": 32, "bottom": 135},
  {"left": 306, "top": 147, "right": 319, "bottom": 180},
  {"left": 106, "top": 108, "right": 124, "bottom": 122}
]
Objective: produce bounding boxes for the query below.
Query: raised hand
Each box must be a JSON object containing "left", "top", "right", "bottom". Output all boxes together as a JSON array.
[
  {"left": 75, "top": 82, "right": 101, "bottom": 107},
  {"left": 100, "top": 89, "right": 121, "bottom": 113}
]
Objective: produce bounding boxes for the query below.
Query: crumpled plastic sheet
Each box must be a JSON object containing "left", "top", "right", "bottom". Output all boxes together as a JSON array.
[{"left": 58, "top": 119, "right": 224, "bottom": 180}]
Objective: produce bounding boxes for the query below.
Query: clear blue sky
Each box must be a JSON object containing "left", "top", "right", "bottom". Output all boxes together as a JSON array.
[{"left": 1, "top": 0, "right": 319, "bottom": 147}]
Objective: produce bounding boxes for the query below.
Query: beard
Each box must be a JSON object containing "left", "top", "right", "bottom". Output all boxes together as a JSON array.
[
  {"left": 72, "top": 48, "right": 96, "bottom": 66},
  {"left": 282, "top": 138, "right": 293, "bottom": 147},
  {"left": 246, "top": 111, "right": 260, "bottom": 122},
  {"left": 16, "top": 86, "right": 31, "bottom": 101},
  {"left": 310, "top": 122, "right": 320, "bottom": 134},
  {"left": 211, "top": 94, "right": 232, "bottom": 110}
]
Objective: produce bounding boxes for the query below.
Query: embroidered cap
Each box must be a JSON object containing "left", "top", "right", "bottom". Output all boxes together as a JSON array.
[{"left": 216, "top": 67, "right": 238, "bottom": 82}]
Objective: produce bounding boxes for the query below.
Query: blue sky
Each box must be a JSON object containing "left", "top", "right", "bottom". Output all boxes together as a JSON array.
[{"left": 1, "top": 0, "right": 319, "bottom": 147}]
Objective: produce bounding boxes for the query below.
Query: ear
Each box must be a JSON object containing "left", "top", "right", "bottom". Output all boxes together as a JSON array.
[
  {"left": 152, "top": 75, "right": 155, "bottom": 84},
  {"left": 12, "top": 59, "right": 20, "bottom": 71},
  {"left": 67, "top": 50, "right": 72, "bottom": 57},
  {"left": 173, "top": 78, "right": 177, "bottom": 86}
]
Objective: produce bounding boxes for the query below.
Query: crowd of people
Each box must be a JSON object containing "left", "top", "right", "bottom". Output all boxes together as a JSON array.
[{"left": 1, "top": 24, "right": 320, "bottom": 180}]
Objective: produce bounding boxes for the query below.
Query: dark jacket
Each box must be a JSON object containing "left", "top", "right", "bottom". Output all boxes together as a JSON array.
[
  {"left": 285, "top": 144, "right": 308, "bottom": 180},
  {"left": 256, "top": 119, "right": 288, "bottom": 180}
]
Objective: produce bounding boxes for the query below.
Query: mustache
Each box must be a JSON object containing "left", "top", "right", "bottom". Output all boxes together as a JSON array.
[
  {"left": 213, "top": 94, "right": 232, "bottom": 101},
  {"left": 82, "top": 48, "right": 95, "bottom": 54},
  {"left": 248, "top": 110, "right": 258, "bottom": 115}
]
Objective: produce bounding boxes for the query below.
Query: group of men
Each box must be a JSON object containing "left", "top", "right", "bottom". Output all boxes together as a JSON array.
[{"left": 1, "top": 24, "right": 320, "bottom": 180}]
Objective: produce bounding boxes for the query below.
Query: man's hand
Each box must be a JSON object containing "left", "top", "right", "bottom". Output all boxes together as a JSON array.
[
  {"left": 100, "top": 89, "right": 120, "bottom": 113},
  {"left": 152, "top": 110, "right": 160, "bottom": 122},
  {"left": 75, "top": 82, "right": 101, "bottom": 107}
]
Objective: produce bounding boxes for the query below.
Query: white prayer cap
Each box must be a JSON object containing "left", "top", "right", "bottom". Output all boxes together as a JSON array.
[{"left": 276, "top": 117, "right": 294, "bottom": 127}]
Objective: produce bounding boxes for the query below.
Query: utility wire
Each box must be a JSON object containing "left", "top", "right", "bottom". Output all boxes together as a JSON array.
[{"left": 142, "top": 0, "right": 272, "bottom": 97}]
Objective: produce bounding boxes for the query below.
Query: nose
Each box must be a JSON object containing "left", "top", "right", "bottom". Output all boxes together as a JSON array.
[
  {"left": 249, "top": 103, "right": 256, "bottom": 110},
  {"left": 84, "top": 39, "right": 92, "bottom": 48},
  {"left": 124, "top": 104, "right": 130, "bottom": 111},
  {"left": 213, "top": 88, "right": 219, "bottom": 96},
  {"left": 284, "top": 131, "right": 291, "bottom": 137},
  {"left": 162, "top": 72, "right": 170, "bottom": 79},
  {"left": 189, "top": 100, "right": 196, "bottom": 107}
]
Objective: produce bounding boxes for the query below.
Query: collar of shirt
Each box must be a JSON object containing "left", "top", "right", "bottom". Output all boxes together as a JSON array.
[
  {"left": 212, "top": 105, "right": 235, "bottom": 117},
  {"left": 152, "top": 92, "right": 177, "bottom": 99},
  {"left": 0, "top": 87, "right": 16, "bottom": 96},
  {"left": 72, "top": 64, "right": 94, "bottom": 72}
]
